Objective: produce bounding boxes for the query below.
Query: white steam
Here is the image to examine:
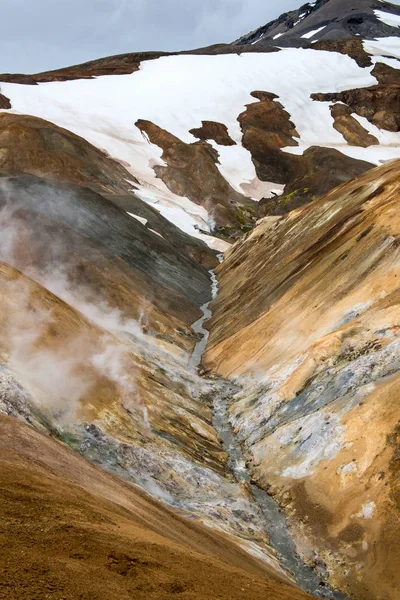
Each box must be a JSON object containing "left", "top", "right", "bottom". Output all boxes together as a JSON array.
[{"left": 0, "top": 179, "right": 147, "bottom": 425}]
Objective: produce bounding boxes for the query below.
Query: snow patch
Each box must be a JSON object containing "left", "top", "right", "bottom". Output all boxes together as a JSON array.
[
  {"left": 127, "top": 213, "right": 148, "bottom": 226},
  {"left": 374, "top": 9, "right": 400, "bottom": 28},
  {"left": 301, "top": 25, "right": 327, "bottom": 39},
  {"left": 148, "top": 228, "right": 164, "bottom": 239},
  {"left": 364, "top": 36, "right": 400, "bottom": 60}
]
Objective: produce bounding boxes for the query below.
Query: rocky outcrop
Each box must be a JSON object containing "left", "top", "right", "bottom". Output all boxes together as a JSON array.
[
  {"left": 312, "top": 38, "right": 372, "bottom": 68},
  {"left": 136, "top": 119, "right": 257, "bottom": 237},
  {"left": 312, "top": 84, "right": 400, "bottom": 132},
  {"left": 190, "top": 120, "right": 236, "bottom": 146},
  {"left": 0, "top": 93, "right": 11, "bottom": 109},
  {"left": 330, "top": 103, "right": 379, "bottom": 147},
  {"left": 238, "top": 91, "right": 300, "bottom": 184},
  {"left": 259, "top": 146, "right": 373, "bottom": 217},
  {"left": 205, "top": 159, "right": 400, "bottom": 600},
  {"left": 238, "top": 92, "right": 375, "bottom": 218},
  {"left": 372, "top": 61, "right": 400, "bottom": 86}
]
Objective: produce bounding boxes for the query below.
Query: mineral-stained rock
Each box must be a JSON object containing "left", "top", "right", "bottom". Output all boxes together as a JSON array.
[
  {"left": 0, "top": 113, "right": 135, "bottom": 194},
  {"left": 0, "top": 414, "right": 310, "bottom": 600},
  {"left": 0, "top": 175, "right": 290, "bottom": 578},
  {"left": 205, "top": 159, "right": 400, "bottom": 600}
]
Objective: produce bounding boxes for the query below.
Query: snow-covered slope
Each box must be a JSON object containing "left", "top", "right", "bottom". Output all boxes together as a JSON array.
[{"left": 1, "top": 41, "right": 400, "bottom": 246}]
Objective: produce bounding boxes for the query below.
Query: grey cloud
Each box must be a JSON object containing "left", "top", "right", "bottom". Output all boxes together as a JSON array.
[{"left": 0, "top": 0, "right": 302, "bottom": 72}]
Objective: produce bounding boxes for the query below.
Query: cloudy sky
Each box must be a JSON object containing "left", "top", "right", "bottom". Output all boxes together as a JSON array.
[
  {"left": 1, "top": 0, "right": 305, "bottom": 73},
  {"left": 2, "top": 0, "right": 400, "bottom": 74}
]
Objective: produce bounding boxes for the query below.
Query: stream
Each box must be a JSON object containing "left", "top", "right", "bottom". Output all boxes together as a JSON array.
[{"left": 191, "top": 265, "right": 347, "bottom": 600}]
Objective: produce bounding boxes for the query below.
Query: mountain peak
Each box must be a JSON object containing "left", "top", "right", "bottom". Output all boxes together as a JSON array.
[{"left": 234, "top": 0, "right": 400, "bottom": 47}]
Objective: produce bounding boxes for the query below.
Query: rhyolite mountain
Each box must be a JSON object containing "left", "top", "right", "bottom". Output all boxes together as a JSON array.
[{"left": 0, "top": 0, "right": 399, "bottom": 599}]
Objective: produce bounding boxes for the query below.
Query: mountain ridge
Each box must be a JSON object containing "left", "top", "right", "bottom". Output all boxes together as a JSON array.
[{"left": 234, "top": 0, "right": 400, "bottom": 46}]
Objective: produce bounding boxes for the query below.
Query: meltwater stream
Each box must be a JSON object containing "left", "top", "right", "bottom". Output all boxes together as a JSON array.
[
  {"left": 190, "top": 265, "right": 347, "bottom": 600},
  {"left": 188, "top": 269, "right": 219, "bottom": 370}
]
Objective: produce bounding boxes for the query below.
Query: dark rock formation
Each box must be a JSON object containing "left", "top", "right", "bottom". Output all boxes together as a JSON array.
[
  {"left": 189, "top": 121, "right": 236, "bottom": 146},
  {"left": 258, "top": 146, "right": 374, "bottom": 216},
  {"left": 0, "top": 93, "right": 11, "bottom": 109},
  {"left": 312, "top": 83, "right": 400, "bottom": 132},
  {"left": 0, "top": 175, "right": 213, "bottom": 340},
  {"left": 238, "top": 91, "right": 300, "bottom": 184},
  {"left": 136, "top": 119, "right": 257, "bottom": 237},
  {"left": 330, "top": 103, "right": 379, "bottom": 146}
]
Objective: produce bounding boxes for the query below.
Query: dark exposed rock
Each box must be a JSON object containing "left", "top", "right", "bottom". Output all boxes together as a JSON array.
[
  {"left": 0, "top": 93, "right": 11, "bottom": 109},
  {"left": 237, "top": 91, "right": 375, "bottom": 217},
  {"left": 103, "top": 192, "right": 217, "bottom": 269},
  {"left": 312, "top": 84, "right": 400, "bottom": 132},
  {"left": 259, "top": 146, "right": 374, "bottom": 216},
  {"left": 312, "top": 38, "right": 372, "bottom": 67},
  {"left": 330, "top": 103, "right": 379, "bottom": 146},
  {"left": 238, "top": 91, "right": 300, "bottom": 184},
  {"left": 136, "top": 119, "right": 257, "bottom": 237},
  {"left": 190, "top": 121, "right": 236, "bottom": 146}
]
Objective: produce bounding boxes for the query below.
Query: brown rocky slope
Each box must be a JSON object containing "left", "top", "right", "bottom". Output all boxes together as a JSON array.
[
  {"left": 0, "top": 414, "right": 311, "bottom": 600},
  {"left": 204, "top": 159, "right": 400, "bottom": 600}
]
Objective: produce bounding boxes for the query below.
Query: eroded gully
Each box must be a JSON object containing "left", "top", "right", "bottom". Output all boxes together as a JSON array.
[{"left": 190, "top": 262, "right": 347, "bottom": 600}]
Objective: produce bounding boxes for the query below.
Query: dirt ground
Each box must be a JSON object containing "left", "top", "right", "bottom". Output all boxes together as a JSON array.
[{"left": 0, "top": 415, "right": 310, "bottom": 600}]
